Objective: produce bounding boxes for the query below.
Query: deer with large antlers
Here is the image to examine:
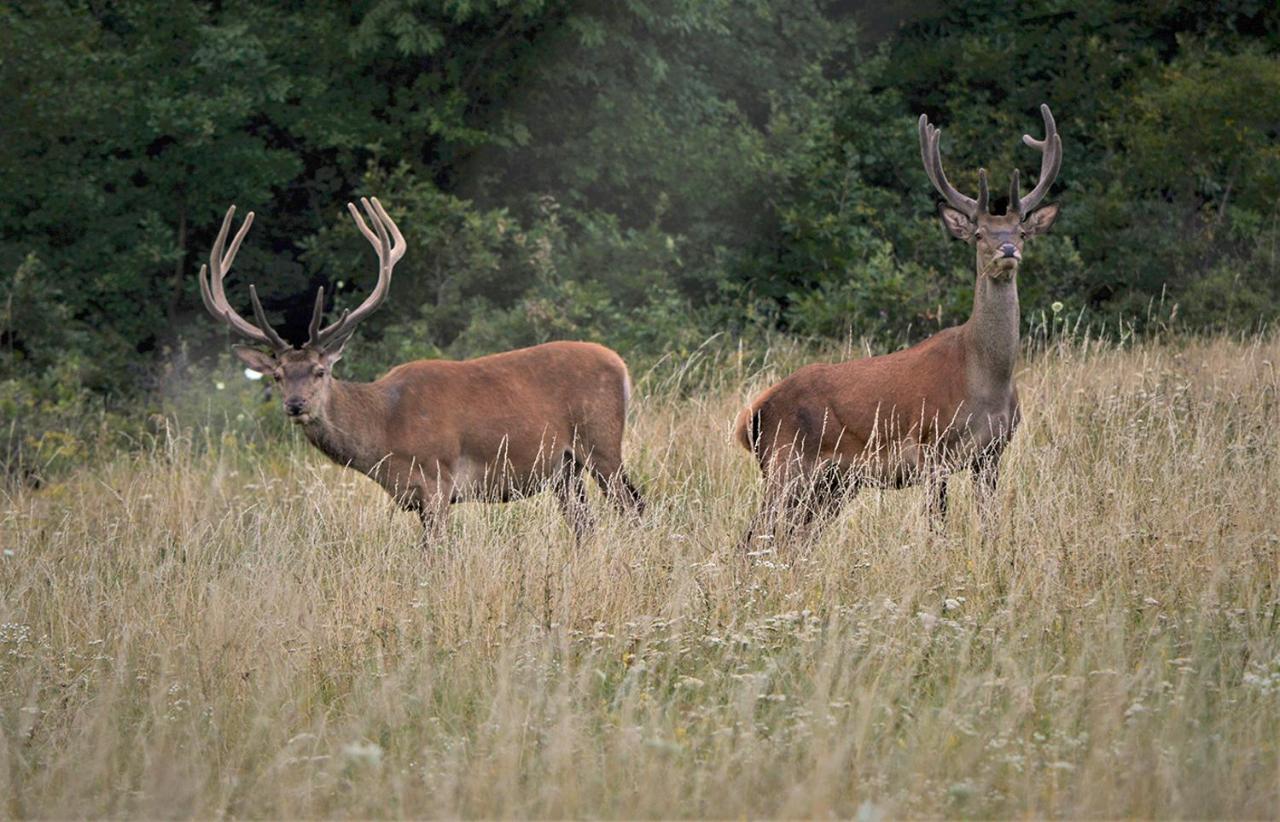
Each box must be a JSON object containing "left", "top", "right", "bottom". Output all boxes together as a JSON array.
[
  {"left": 735, "top": 104, "right": 1063, "bottom": 544},
  {"left": 200, "top": 198, "right": 645, "bottom": 541}
]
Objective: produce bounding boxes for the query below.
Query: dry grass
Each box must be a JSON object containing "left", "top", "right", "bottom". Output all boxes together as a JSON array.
[{"left": 2, "top": 333, "right": 1279, "bottom": 818}]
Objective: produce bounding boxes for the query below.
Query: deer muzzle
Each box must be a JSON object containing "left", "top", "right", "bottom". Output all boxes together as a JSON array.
[{"left": 987, "top": 246, "right": 1021, "bottom": 279}]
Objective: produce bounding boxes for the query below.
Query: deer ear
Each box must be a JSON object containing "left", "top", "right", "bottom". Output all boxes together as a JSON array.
[
  {"left": 320, "top": 324, "right": 360, "bottom": 366},
  {"left": 939, "top": 205, "right": 976, "bottom": 240},
  {"left": 232, "top": 345, "right": 277, "bottom": 374},
  {"left": 319, "top": 339, "right": 348, "bottom": 368},
  {"left": 1022, "top": 203, "right": 1059, "bottom": 236}
]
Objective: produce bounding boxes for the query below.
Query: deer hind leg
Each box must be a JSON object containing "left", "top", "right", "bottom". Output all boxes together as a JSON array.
[
  {"left": 739, "top": 454, "right": 841, "bottom": 552},
  {"left": 611, "top": 471, "right": 646, "bottom": 518},
  {"left": 739, "top": 449, "right": 797, "bottom": 552},
  {"left": 584, "top": 451, "right": 645, "bottom": 520},
  {"left": 797, "top": 461, "right": 850, "bottom": 537},
  {"left": 555, "top": 453, "right": 596, "bottom": 543},
  {"left": 738, "top": 487, "right": 786, "bottom": 554}
]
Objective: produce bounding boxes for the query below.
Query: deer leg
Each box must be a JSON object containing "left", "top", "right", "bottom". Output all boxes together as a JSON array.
[
  {"left": 926, "top": 472, "right": 949, "bottom": 530},
  {"left": 795, "top": 462, "right": 848, "bottom": 539},
  {"left": 597, "top": 470, "right": 645, "bottom": 520},
  {"left": 738, "top": 490, "right": 788, "bottom": 554},
  {"left": 555, "top": 455, "right": 595, "bottom": 543},
  {"left": 406, "top": 478, "right": 449, "bottom": 549},
  {"left": 738, "top": 467, "right": 786, "bottom": 553},
  {"left": 416, "top": 506, "right": 447, "bottom": 550},
  {"left": 739, "top": 459, "right": 814, "bottom": 552},
  {"left": 972, "top": 447, "right": 1003, "bottom": 539},
  {"left": 586, "top": 456, "right": 646, "bottom": 520},
  {"left": 610, "top": 471, "right": 646, "bottom": 518}
]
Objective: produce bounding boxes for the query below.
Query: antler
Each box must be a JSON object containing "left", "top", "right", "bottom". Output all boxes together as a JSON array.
[
  {"left": 918, "top": 114, "right": 988, "bottom": 218},
  {"left": 306, "top": 197, "right": 405, "bottom": 352},
  {"left": 198, "top": 206, "right": 290, "bottom": 351},
  {"left": 1011, "top": 103, "right": 1062, "bottom": 216}
]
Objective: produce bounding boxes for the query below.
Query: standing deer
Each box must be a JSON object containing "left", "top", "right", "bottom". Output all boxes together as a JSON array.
[
  {"left": 735, "top": 104, "right": 1062, "bottom": 544},
  {"left": 200, "top": 197, "right": 644, "bottom": 541}
]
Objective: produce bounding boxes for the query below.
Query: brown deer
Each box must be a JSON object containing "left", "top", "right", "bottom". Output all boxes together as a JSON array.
[
  {"left": 199, "top": 197, "right": 644, "bottom": 541},
  {"left": 735, "top": 104, "right": 1062, "bottom": 544}
]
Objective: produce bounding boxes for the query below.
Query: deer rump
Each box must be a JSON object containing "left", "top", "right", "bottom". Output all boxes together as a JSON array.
[{"left": 337, "top": 341, "right": 634, "bottom": 506}]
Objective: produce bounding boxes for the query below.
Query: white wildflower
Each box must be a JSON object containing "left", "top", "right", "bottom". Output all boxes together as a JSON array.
[
  {"left": 855, "top": 799, "right": 885, "bottom": 822},
  {"left": 342, "top": 741, "right": 383, "bottom": 766}
]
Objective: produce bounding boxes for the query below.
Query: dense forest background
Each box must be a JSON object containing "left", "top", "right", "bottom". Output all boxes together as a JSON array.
[{"left": 2, "top": 0, "right": 1279, "bottom": 475}]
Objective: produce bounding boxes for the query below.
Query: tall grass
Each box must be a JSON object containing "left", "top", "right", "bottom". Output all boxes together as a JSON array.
[{"left": 2, "top": 333, "right": 1279, "bottom": 817}]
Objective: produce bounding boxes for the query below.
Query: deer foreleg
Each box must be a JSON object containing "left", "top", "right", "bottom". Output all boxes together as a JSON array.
[
  {"left": 972, "top": 446, "right": 1004, "bottom": 539},
  {"left": 404, "top": 477, "right": 450, "bottom": 549},
  {"left": 926, "top": 472, "right": 949, "bottom": 530}
]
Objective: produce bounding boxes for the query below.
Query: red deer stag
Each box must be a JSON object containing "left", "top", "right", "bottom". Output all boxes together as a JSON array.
[
  {"left": 735, "top": 104, "right": 1062, "bottom": 544},
  {"left": 200, "top": 197, "right": 644, "bottom": 540}
]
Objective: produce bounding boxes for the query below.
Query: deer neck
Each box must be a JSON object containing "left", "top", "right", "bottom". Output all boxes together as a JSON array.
[
  {"left": 302, "top": 380, "right": 389, "bottom": 473},
  {"left": 963, "top": 263, "right": 1021, "bottom": 390}
]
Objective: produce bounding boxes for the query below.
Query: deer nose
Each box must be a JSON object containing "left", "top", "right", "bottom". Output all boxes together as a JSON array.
[
  {"left": 999, "top": 243, "right": 1019, "bottom": 259},
  {"left": 284, "top": 399, "right": 306, "bottom": 416}
]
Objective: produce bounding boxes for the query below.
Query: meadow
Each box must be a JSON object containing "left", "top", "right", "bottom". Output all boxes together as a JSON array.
[{"left": 2, "top": 332, "right": 1279, "bottom": 818}]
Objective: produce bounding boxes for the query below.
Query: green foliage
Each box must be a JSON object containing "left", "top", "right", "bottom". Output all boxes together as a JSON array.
[
  {"left": 1091, "top": 50, "right": 1280, "bottom": 319},
  {"left": 1, "top": 0, "right": 1279, "bottom": 459},
  {"left": 0, "top": 349, "right": 144, "bottom": 486},
  {"left": 446, "top": 199, "right": 703, "bottom": 358},
  {"left": 752, "top": 1, "right": 1280, "bottom": 337}
]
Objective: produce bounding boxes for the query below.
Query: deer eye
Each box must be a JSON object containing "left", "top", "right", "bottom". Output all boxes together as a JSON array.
[
  {"left": 974, "top": 228, "right": 985, "bottom": 239},
  {"left": 313, "top": 367, "right": 326, "bottom": 378}
]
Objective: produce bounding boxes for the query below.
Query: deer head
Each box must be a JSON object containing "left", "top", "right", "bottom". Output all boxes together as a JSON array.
[
  {"left": 199, "top": 197, "right": 405, "bottom": 423},
  {"left": 919, "top": 104, "right": 1062, "bottom": 280}
]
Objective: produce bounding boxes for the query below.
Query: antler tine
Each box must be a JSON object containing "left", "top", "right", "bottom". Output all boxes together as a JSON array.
[
  {"left": 918, "top": 115, "right": 942, "bottom": 192},
  {"left": 976, "top": 168, "right": 989, "bottom": 216},
  {"left": 310, "top": 197, "right": 404, "bottom": 351},
  {"left": 1016, "top": 103, "right": 1062, "bottom": 215},
  {"left": 198, "top": 206, "right": 243, "bottom": 320},
  {"left": 249, "top": 285, "right": 290, "bottom": 351},
  {"left": 1008, "top": 168, "right": 1021, "bottom": 216},
  {"left": 198, "top": 206, "right": 291, "bottom": 351},
  {"left": 371, "top": 197, "right": 406, "bottom": 264},
  {"left": 363, "top": 197, "right": 392, "bottom": 266},
  {"left": 918, "top": 113, "right": 980, "bottom": 217},
  {"left": 306, "top": 286, "right": 326, "bottom": 347}
]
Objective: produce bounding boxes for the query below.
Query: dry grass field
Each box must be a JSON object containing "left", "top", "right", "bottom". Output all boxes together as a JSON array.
[{"left": 2, "top": 333, "right": 1279, "bottom": 818}]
